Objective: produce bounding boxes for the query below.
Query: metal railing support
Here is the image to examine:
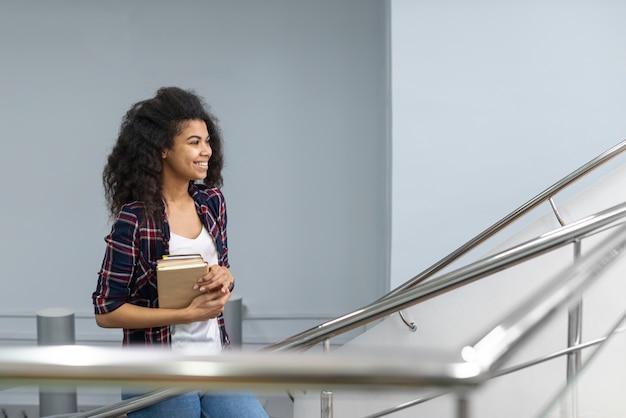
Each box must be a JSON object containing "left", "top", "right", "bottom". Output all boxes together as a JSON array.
[
  {"left": 321, "top": 390, "right": 333, "bottom": 418},
  {"left": 37, "top": 308, "right": 78, "bottom": 417},
  {"left": 566, "top": 240, "right": 583, "bottom": 418},
  {"left": 268, "top": 201, "right": 626, "bottom": 352},
  {"left": 382, "top": 140, "right": 626, "bottom": 301},
  {"left": 398, "top": 310, "right": 417, "bottom": 331},
  {"left": 457, "top": 391, "right": 470, "bottom": 418},
  {"left": 321, "top": 339, "right": 333, "bottom": 418},
  {"left": 550, "top": 195, "right": 582, "bottom": 417}
]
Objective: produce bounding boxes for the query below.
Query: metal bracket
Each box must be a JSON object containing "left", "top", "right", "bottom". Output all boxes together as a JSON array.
[{"left": 399, "top": 310, "right": 417, "bottom": 332}]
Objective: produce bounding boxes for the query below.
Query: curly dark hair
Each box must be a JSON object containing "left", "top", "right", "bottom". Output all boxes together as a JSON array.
[{"left": 103, "top": 86, "right": 224, "bottom": 222}]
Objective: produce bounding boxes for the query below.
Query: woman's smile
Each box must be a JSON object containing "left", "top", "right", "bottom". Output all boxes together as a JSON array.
[{"left": 162, "top": 119, "right": 212, "bottom": 182}]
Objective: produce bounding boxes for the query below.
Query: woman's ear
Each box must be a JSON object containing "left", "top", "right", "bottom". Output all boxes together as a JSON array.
[{"left": 161, "top": 150, "right": 167, "bottom": 159}]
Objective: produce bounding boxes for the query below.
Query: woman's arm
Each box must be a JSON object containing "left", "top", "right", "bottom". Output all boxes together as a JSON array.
[
  {"left": 94, "top": 205, "right": 231, "bottom": 330},
  {"left": 95, "top": 289, "right": 231, "bottom": 329}
]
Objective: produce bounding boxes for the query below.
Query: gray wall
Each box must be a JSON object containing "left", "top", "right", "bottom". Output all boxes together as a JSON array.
[
  {"left": 0, "top": 1, "right": 389, "bottom": 346},
  {"left": 390, "top": 0, "right": 626, "bottom": 287}
]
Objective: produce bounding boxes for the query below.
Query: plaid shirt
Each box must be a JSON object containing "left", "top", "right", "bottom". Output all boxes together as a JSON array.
[{"left": 93, "top": 183, "right": 231, "bottom": 348}]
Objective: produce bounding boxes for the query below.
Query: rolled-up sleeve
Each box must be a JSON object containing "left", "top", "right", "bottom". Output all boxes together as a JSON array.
[{"left": 92, "top": 210, "right": 139, "bottom": 314}]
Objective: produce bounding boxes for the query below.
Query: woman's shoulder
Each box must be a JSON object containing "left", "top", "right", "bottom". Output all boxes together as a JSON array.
[
  {"left": 189, "top": 183, "right": 224, "bottom": 203},
  {"left": 112, "top": 201, "right": 150, "bottom": 226},
  {"left": 119, "top": 201, "right": 147, "bottom": 215}
]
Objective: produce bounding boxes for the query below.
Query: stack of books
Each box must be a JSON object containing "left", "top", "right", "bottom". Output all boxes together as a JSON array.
[{"left": 156, "top": 254, "right": 207, "bottom": 309}]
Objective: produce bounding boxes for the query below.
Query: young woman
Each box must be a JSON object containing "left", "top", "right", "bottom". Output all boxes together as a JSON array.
[{"left": 92, "top": 87, "right": 268, "bottom": 417}]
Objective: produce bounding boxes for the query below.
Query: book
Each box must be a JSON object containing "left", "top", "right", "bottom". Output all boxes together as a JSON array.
[{"left": 156, "top": 254, "right": 207, "bottom": 309}]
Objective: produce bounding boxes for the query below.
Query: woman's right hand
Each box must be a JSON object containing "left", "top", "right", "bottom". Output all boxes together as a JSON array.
[
  {"left": 184, "top": 288, "right": 231, "bottom": 322},
  {"left": 95, "top": 287, "right": 232, "bottom": 328}
]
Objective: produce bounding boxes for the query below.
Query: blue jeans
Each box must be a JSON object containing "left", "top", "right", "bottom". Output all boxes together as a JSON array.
[{"left": 122, "top": 390, "right": 269, "bottom": 418}]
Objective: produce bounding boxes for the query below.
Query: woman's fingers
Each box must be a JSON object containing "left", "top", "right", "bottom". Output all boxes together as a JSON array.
[
  {"left": 194, "top": 265, "right": 233, "bottom": 292},
  {"left": 187, "top": 290, "right": 231, "bottom": 320}
]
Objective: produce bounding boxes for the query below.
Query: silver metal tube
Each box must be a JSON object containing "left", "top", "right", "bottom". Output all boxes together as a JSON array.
[
  {"left": 267, "top": 202, "right": 626, "bottom": 351},
  {"left": 66, "top": 388, "right": 186, "bottom": 418},
  {"left": 383, "top": 139, "right": 626, "bottom": 300},
  {"left": 567, "top": 242, "right": 584, "bottom": 375},
  {"left": 5, "top": 223, "right": 626, "bottom": 418},
  {"left": 37, "top": 308, "right": 78, "bottom": 417},
  {"left": 321, "top": 390, "right": 333, "bottom": 418},
  {"left": 0, "top": 346, "right": 483, "bottom": 390},
  {"left": 566, "top": 240, "right": 583, "bottom": 418},
  {"left": 265, "top": 140, "right": 626, "bottom": 353},
  {"left": 550, "top": 196, "right": 582, "bottom": 418},
  {"left": 366, "top": 321, "right": 626, "bottom": 418},
  {"left": 567, "top": 303, "right": 583, "bottom": 375},
  {"left": 493, "top": 330, "right": 621, "bottom": 378},
  {"left": 320, "top": 339, "right": 332, "bottom": 418},
  {"left": 549, "top": 197, "right": 567, "bottom": 227},
  {"left": 398, "top": 310, "right": 417, "bottom": 331},
  {"left": 466, "top": 223, "right": 626, "bottom": 372},
  {"left": 367, "top": 322, "right": 626, "bottom": 418},
  {"left": 362, "top": 391, "right": 446, "bottom": 418},
  {"left": 457, "top": 392, "right": 470, "bottom": 418}
]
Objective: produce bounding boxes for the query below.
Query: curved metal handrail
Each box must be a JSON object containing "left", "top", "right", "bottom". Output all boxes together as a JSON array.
[
  {"left": 384, "top": 139, "right": 626, "bottom": 300},
  {"left": 266, "top": 201, "right": 626, "bottom": 351},
  {"left": 263, "top": 140, "right": 626, "bottom": 352}
]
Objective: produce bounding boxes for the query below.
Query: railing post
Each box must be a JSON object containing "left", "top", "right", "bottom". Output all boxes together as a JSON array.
[
  {"left": 550, "top": 197, "right": 582, "bottom": 418},
  {"left": 321, "top": 390, "right": 333, "bottom": 418},
  {"left": 456, "top": 391, "right": 470, "bottom": 418},
  {"left": 37, "top": 307, "right": 78, "bottom": 417},
  {"left": 565, "top": 240, "right": 582, "bottom": 418},
  {"left": 320, "top": 339, "right": 333, "bottom": 418}
]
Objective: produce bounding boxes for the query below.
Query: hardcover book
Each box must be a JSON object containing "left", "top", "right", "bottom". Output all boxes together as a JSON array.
[{"left": 156, "top": 254, "right": 207, "bottom": 309}]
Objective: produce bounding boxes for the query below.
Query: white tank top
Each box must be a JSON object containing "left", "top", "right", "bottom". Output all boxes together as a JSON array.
[{"left": 168, "top": 225, "right": 222, "bottom": 354}]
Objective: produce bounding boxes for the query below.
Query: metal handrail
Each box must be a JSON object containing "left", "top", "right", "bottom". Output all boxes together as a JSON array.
[
  {"left": 463, "top": 223, "right": 626, "bottom": 372},
  {"left": 43, "top": 309, "right": 626, "bottom": 418},
  {"left": 365, "top": 324, "right": 626, "bottom": 418},
  {"left": 536, "top": 305, "right": 626, "bottom": 417},
  {"left": 494, "top": 325, "right": 626, "bottom": 379},
  {"left": 384, "top": 139, "right": 626, "bottom": 300},
  {"left": 266, "top": 201, "right": 626, "bottom": 351},
  {"left": 0, "top": 346, "right": 482, "bottom": 390},
  {"left": 264, "top": 140, "right": 626, "bottom": 352},
  {"left": 65, "top": 140, "right": 626, "bottom": 417},
  {"left": 7, "top": 214, "right": 626, "bottom": 418},
  {"left": 62, "top": 388, "right": 186, "bottom": 418}
]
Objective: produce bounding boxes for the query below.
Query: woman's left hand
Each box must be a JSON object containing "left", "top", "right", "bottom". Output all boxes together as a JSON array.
[{"left": 194, "top": 265, "right": 234, "bottom": 294}]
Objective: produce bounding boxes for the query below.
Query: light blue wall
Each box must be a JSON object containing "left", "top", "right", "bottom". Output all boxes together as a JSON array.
[
  {"left": 390, "top": 0, "right": 626, "bottom": 287},
  {"left": 0, "top": 1, "right": 389, "bottom": 346}
]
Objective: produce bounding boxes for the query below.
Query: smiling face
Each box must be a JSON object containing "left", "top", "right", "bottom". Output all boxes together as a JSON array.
[{"left": 161, "top": 119, "right": 212, "bottom": 183}]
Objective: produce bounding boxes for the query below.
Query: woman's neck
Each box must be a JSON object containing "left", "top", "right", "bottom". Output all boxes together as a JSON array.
[{"left": 161, "top": 178, "right": 191, "bottom": 206}]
